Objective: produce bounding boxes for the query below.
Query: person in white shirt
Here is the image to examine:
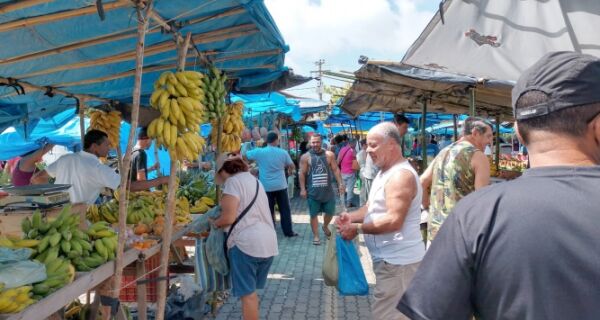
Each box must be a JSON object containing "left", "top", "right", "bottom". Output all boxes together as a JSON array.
[
  {"left": 337, "top": 122, "right": 424, "bottom": 320},
  {"left": 32, "top": 129, "right": 168, "bottom": 204},
  {"left": 213, "top": 153, "right": 278, "bottom": 320}
]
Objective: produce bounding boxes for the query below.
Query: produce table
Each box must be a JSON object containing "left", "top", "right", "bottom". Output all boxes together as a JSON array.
[{"left": 0, "top": 216, "right": 201, "bottom": 320}]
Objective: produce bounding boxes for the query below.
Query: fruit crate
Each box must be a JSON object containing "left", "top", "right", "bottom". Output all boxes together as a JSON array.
[{"left": 119, "top": 253, "right": 168, "bottom": 302}]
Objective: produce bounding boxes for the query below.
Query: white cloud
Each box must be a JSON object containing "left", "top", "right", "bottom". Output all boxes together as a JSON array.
[{"left": 265, "top": 0, "right": 436, "bottom": 76}]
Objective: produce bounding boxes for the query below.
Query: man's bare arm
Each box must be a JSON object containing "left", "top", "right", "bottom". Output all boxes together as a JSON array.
[
  {"left": 298, "top": 154, "right": 309, "bottom": 196},
  {"left": 420, "top": 162, "right": 434, "bottom": 209},
  {"left": 326, "top": 151, "right": 344, "bottom": 187},
  {"left": 31, "top": 170, "right": 50, "bottom": 185},
  {"left": 471, "top": 151, "right": 490, "bottom": 190},
  {"left": 362, "top": 169, "right": 417, "bottom": 235}
]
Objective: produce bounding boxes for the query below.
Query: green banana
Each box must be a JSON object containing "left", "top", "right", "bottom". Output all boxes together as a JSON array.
[{"left": 21, "top": 217, "right": 32, "bottom": 234}]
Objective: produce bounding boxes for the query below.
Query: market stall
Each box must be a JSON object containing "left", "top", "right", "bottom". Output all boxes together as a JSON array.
[{"left": 0, "top": 1, "right": 295, "bottom": 319}]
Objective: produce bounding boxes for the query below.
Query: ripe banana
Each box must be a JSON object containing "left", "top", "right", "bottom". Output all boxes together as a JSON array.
[
  {"left": 146, "top": 68, "right": 219, "bottom": 161},
  {"left": 89, "top": 110, "right": 121, "bottom": 148}
]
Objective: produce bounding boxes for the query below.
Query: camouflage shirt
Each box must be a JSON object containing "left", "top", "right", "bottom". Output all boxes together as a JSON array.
[{"left": 428, "top": 140, "right": 478, "bottom": 241}]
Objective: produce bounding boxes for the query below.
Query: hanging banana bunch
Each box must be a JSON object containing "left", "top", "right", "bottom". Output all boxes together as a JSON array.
[
  {"left": 146, "top": 70, "right": 207, "bottom": 161},
  {"left": 204, "top": 65, "right": 228, "bottom": 121},
  {"left": 211, "top": 101, "right": 244, "bottom": 152},
  {"left": 89, "top": 110, "right": 121, "bottom": 148}
]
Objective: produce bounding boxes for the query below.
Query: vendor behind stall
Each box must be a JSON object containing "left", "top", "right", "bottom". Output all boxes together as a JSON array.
[
  {"left": 31, "top": 129, "right": 168, "bottom": 204},
  {"left": 12, "top": 141, "right": 55, "bottom": 186},
  {"left": 130, "top": 127, "right": 159, "bottom": 181}
]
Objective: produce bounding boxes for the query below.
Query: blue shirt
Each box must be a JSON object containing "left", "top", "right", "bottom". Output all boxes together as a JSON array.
[{"left": 247, "top": 145, "right": 293, "bottom": 192}]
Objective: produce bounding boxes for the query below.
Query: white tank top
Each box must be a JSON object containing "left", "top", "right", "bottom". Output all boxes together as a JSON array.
[{"left": 364, "top": 160, "right": 425, "bottom": 265}]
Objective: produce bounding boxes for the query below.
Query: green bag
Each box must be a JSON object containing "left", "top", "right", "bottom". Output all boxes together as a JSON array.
[{"left": 322, "top": 225, "right": 338, "bottom": 287}]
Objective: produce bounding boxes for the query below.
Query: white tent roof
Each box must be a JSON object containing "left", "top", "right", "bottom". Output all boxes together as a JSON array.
[{"left": 341, "top": 0, "right": 600, "bottom": 118}]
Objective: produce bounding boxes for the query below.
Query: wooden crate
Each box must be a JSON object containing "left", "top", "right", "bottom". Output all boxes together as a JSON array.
[{"left": 0, "top": 203, "right": 87, "bottom": 237}]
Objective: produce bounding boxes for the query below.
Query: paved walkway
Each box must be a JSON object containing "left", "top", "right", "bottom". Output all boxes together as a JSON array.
[{"left": 215, "top": 196, "right": 375, "bottom": 319}]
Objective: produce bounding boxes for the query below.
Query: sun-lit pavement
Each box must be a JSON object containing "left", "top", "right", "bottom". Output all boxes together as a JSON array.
[{"left": 215, "top": 195, "right": 375, "bottom": 320}]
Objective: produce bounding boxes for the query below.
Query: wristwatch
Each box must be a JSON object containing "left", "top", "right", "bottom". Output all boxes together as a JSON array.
[{"left": 356, "top": 223, "right": 363, "bottom": 234}]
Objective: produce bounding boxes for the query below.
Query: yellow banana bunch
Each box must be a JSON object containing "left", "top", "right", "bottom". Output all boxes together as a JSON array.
[
  {"left": 147, "top": 70, "right": 208, "bottom": 161},
  {"left": 210, "top": 101, "right": 245, "bottom": 152},
  {"left": 190, "top": 196, "right": 215, "bottom": 214},
  {"left": 0, "top": 286, "right": 36, "bottom": 313},
  {"left": 175, "top": 197, "right": 191, "bottom": 224},
  {"left": 89, "top": 110, "right": 121, "bottom": 147}
]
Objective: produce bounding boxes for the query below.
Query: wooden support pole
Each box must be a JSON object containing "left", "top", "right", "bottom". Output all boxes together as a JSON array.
[
  {"left": 0, "top": 5, "right": 245, "bottom": 66},
  {"left": 0, "top": 0, "right": 51, "bottom": 14},
  {"left": 0, "top": 76, "right": 111, "bottom": 103},
  {"left": 136, "top": 255, "right": 148, "bottom": 320},
  {"left": 420, "top": 99, "right": 428, "bottom": 171},
  {"left": 53, "top": 48, "right": 281, "bottom": 87},
  {"left": 79, "top": 99, "right": 86, "bottom": 147},
  {"left": 112, "top": 1, "right": 150, "bottom": 316},
  {"left": 155, "top": 31, "right": 192, "bottom": 320},
  {"left": 16, "top": 24, "right": 258, "bottom": 79},
  {"left": 0, "top": 0, "right": 130, "bottom": 33},
  {"left": 452, "top": 114, "right": 458, "bottom": 142},
  {"left": 470, "top": 87, "right": 476, "bottom": 116},
  {"left": 495, "top": 114, "right": 501, "bottom": 170}
]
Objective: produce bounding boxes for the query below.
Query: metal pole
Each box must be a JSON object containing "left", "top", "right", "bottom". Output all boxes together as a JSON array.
[
  {"left": 495, "top": 114, "right": 501, "bottom": 169},
  {"left": 470, "top": 87, "right": 476, "bottom": 116},
  {"left": 453, "top": 114, "right": 458, "bottom": 141},
  {"left": 78, "top": 99, "right": 86, "bottom": 147},
  {"left": 421, "top": 99, "right": 428, "bottom": 170}
]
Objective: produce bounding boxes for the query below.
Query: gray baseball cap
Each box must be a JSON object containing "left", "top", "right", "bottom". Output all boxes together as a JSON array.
[{"left": 512, "top": 51, "right": 600, "bottom": 120}]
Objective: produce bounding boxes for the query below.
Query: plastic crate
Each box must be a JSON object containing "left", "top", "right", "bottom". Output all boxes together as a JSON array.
[{"left": 119, "top": 253, "right": 168, "bottom": 302}]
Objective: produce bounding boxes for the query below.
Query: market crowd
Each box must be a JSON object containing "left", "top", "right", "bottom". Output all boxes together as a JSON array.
[
  {"left": 336, "top": 51, "right": 600, "bottom": 320},
  {"left": 2, "top": 51, "right": 599, "bottom": 320}
]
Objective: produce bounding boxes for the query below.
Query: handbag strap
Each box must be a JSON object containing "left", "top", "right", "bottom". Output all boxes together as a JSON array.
[
  {"left": 338, "top": 147, "right": 350, "bottom": 165},
  {"left": 225, "top": 179, "right": 260, "bottom": 242}
]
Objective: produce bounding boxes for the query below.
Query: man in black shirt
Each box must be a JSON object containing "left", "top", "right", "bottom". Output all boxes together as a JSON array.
[
  {"left": 398, "top": 51, "right": 600, "bottom": 320},
  {"left": 131, "top": 127, "right": 158, "bottom": 181}
]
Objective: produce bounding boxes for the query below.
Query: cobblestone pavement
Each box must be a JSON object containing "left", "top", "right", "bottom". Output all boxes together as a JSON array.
[{"left": 215, "top": 195, "right": 375, "bottom": 319}]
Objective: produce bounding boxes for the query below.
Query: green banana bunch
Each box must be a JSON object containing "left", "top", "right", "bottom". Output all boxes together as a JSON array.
[{"left": 31, "top": 257, "right": 75, "bottom": 299}]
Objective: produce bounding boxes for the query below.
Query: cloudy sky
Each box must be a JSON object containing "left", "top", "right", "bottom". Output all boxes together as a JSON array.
[{"left": 264, "top": 0, "right": 438, "bottom": 100}]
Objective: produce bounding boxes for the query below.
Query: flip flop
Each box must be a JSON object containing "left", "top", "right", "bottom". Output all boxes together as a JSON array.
[
  {"left": 322, "top": 225, "right": 332, "bottom": 238},
  {"left": 313, "top": 239, "right": 321, "bottom": 246}
]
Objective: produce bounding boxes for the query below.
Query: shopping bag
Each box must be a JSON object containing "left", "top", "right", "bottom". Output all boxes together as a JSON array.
[
  {"left": 336, "top": 235, "right": 369, "bottom": 296},
  {"left": 205, "top": 225, "right": 229, "bottom": 275},
  {"left": 322, "top": 225, "right": 338, "bottom": 287}
]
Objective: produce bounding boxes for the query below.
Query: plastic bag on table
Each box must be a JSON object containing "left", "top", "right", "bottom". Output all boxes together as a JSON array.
[
  {"left": 335, "top": 235, "right": 369, "bottom": 296},
  {"left": 0, "top": 260, "right": 46, "bottom": 289},
  {"left": 0, "top": 247, "right": 34, "bottom": 263},
  {"left": 322, "top": 225, "right": 338, "bottom": 287},
  {"left": 205, "top": 225, "right": 229, "bottom": 275}
]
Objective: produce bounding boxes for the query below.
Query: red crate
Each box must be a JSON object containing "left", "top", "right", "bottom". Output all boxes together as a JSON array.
[{"left": 119, "top": 253, "right": 168, "bottom": 302}]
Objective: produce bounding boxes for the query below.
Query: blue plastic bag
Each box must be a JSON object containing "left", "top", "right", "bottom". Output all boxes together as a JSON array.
[{"left": 335, "top": 235, "right": 369, "bottom": 296}]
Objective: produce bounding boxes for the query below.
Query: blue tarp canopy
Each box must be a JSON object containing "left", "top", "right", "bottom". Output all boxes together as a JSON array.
[
  {"left": 0, "top": 108, "right": 83, "bottom": 160},
  {"left": 426, "top": 120, "right": 514, "bottom": 136},
  {"left": 233, "top": 92, "right": 326, "bottom": 123},
  {"left": 0, "top": 0, "right": 297, "bottom": 139},
  {"left": 325, "top": 106, "right": 460, "bottom": 132}
]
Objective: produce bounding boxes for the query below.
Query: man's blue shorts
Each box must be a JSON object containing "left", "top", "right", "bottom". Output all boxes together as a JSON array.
[{"left": 229, "top": 246, "right": 274, "bottom": 297}]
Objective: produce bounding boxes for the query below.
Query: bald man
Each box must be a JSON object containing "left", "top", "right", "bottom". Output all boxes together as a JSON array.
[{"left": 336, "top": 122, "right": 424, "bottom": 320}]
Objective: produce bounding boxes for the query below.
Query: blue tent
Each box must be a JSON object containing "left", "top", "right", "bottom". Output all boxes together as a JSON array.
[
  {"left": 0, "top": 0, "right": 295, "bottom": 140},
  {"left": 233, "top": 92, "right": 327, "bottom": 123},
  {"left": 326, "top": 106, "right": 459, "bottom": 132},
  {"left": 0, "top": 108, "right": 84, "bottom": 160}
]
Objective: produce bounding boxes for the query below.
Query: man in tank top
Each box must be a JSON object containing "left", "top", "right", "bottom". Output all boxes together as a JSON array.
[
  {"left": 299, "top": 134, "right": 345, "bottom": 245},
  {"left": 420, "top": 116, "right": 493, "bottom": 243},
  {"left": 337, "top": 122, "right": 424, "bottom": 320}
]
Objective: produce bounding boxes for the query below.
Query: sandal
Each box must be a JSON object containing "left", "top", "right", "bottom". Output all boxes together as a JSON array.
[
  {"left": 322, "top": 225, "right": 332, "bottom": 238},
  {"left": 312, "top": 239, "right": 321, "bottom": 246}
]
